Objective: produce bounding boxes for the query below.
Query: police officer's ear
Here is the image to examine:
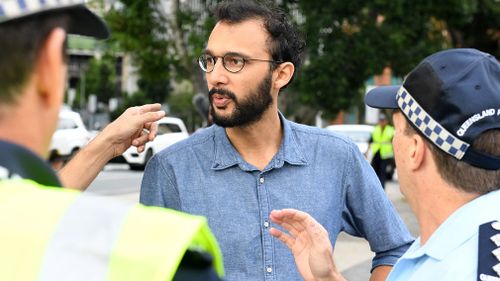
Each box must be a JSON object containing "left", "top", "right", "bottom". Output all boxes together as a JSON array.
[
  {"left": 34, "top": 27, "right": 67, "bottom": 107},
  {"left": 272, "top": 62, "right": 294, "bottom": 90},
  {"left": 408, "top": 133, "right": 427, "bottom": 172}
]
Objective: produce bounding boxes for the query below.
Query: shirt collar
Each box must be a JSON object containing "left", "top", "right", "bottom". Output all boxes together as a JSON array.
[
  {"left": 0, "top": 140, "right": 61, "bottom": 187},
  {"left": 211, "top": 112, "right": 308, "bottom": 171},
  {"left": 403, "top": 190, "right": 500, "bottom": 260}
]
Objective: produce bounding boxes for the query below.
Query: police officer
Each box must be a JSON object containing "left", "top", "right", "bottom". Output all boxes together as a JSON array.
[
  {"left": 268, "top": 48, "right": 500, "bottom": 281},
  {"left": 0, "top": 1, "right": 223, "bottom": 280}
]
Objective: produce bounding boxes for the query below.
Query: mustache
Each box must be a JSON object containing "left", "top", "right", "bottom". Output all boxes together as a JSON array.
[{"left": 208, "top": 88, "right": 237, "bottom": 100}]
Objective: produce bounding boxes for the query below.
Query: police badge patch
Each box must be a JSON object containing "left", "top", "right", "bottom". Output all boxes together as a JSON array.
[{"left": 478, "top": 221, "right": 500, "bottom": 281}]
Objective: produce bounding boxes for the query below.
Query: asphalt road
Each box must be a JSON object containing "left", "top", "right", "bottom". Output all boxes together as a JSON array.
[
  {"left": 87, "top": 165, "right": 419, "bottom": 281},
  {"left": 86, "top": 164, "right": 142, "bottom": 199}
]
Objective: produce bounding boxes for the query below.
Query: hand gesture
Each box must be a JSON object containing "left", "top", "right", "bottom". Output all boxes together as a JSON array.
[
  {"left": 269, "top": 209, "right": 345, "bottom": 281},
  {"left": 99, "top": 103, "right": 165, "bottom": 158}
]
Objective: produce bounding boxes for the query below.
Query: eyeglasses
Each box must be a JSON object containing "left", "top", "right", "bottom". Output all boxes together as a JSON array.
[{"left": 198, "top": 53, "right": 282, "bottom": 73}]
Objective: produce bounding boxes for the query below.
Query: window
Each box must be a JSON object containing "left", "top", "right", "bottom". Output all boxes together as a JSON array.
[
  {"left": 57, "top": 118, "right": 77, "bottom": 130},
  {"left": 157, "top": 123, "right": 181, "bottom": 135}
]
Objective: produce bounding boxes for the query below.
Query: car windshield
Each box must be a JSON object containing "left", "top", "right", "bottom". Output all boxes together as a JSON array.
[{"left": 57, "top": 118, "right": 77, "bottom": 130}]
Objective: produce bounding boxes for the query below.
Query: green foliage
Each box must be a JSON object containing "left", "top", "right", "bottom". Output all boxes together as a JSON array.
[
  {"left": 103, "top": 0, "right": 498, "bottom": 121},
  {"left": 83, "top": 54, "right": 118, "bottom": 104},
  {"left": 277, "top": 0, "right": 498, "bottom": 117},
  {"left": 105, "top": 0, "right": 172, "bottom": 103},
  {"left": 104, "top": 0, "right": 221, "bottom": 111},
  {"left": 110, "top": 91, "right": 153, "bottom": 121},
  {"left": 167, "top": 81, "right": 205, "bottom": 132}
]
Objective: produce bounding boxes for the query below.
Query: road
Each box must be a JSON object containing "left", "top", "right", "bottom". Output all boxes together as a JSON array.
[
  {"left": 86, "top": 164, "right": 142, "bottom": 201},
  {"left": 87, "top": 165, "right": 419, "bottom": 281}
]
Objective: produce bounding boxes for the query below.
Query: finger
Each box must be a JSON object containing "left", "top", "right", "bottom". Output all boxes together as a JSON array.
[
  {"left": 147, "top": 122, "right": 158, "bottom": 141},
  {"left": 277, "top": 209, "right": 309, "bottom": 233},
  {"left": 280, "top": 221, "right": 302, "bottom": 238},
  {"left": 269, "top": 210, "right": 285, "bottom": 224},
  {"left": 270, "top": 209, "right": 307, "bottom": 234},
  {"left": 136, "top": 145, "right": 145, "bottom": 153},
  {"left": 134, "top": 111, "right": 165, "bottom": 128},
  {"left": 132, "top": 131, "right": 151, "bottom": 147},
  {"left": 269, "top": 227, "right": 296, "bottom": 250},
  {"left": 137, "top": 103, "right": 162, "bottom": 114}
]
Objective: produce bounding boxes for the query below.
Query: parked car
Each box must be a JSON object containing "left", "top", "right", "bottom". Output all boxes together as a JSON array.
[
  {"left": 49, "top": 110, "right": 91, "bottom": 162},
  {"left": 118, "top": 117, "right": 189, "bottom": 170},
  {"left": 326, "top": 124, "right": 374, "bottom": 155},
  {"left": 325, "top": 124, "right": 396, "bottom": 180}
]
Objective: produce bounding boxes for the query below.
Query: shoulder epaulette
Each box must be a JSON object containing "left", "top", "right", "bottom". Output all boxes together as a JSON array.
[{"left": 478, "top": 220, "right": 500, "bottom": 281}]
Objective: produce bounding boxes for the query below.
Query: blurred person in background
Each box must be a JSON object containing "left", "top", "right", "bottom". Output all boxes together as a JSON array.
[
  {"left": 0, "top": 1, "right": 224, "bottom": 280},
  {"left": 368, "top": 113, "right": 395, "bottom": 188},
  {"left": 270, "top": 48, "right": 500, "bottom": 281}
]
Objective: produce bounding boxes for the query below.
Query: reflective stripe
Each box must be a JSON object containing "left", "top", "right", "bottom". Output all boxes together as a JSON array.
[
  {"left": 38, "top": 194, "right": 133, "bottom": 281},
  {"left": 25, "top": 0, "right": 41, "bottom": 10},
  {"left": 0, "top": 180, "right": 78, "bottom": 281},
  {"left": 108, "top": 206, "right": 225, "bottom": 281},
  {"left": 0, "top": 179, "right": 224, "bottom": 281}
]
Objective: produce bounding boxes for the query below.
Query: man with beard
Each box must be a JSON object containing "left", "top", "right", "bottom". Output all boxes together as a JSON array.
[{"left": 140, "top": 1, "right": 413, "bottom": 280}]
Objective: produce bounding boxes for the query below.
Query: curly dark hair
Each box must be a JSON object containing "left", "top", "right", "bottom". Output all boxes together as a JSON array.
[{"left": 214, "top": 0, "right": 306, "bottom": 88}]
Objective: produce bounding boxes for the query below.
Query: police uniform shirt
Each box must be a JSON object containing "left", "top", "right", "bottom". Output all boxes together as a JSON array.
[
  {"left": 386, "top": 190, "right": 500, "bottom": 281},
  {"left": 0, "top": 140, "right": 60, "bottom": 186},
  {"left": 478, "top": 220, "right": 500, "bottom": 281}
]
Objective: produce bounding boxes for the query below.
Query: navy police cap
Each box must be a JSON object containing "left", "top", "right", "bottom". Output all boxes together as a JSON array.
[
  {"left": 365, "top": 48, "right": 500, "bottom": 170},
  {"left": 0, "top": 0, "right": 109, "bottom": 39}
]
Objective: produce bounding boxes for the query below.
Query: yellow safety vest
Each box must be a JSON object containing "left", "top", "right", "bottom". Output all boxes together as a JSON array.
[
  {"left": 0, "top": 179, "right": 224, "bottom": 281},
  {"left": 371, "top": 124, "right": 394, "bottom": 159}
]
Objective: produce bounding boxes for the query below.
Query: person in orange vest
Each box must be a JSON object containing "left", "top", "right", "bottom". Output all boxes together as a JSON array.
[{"left": 369, "top": 113, "right": 395, "bottom": 188}]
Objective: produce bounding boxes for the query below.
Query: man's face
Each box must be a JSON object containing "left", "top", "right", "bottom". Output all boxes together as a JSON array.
[
  {"left": 209, "top": 71, "right": 273, "bottom": 127},
  {"left": 204, "top": 19, "right": 277, "bottom": 128}
]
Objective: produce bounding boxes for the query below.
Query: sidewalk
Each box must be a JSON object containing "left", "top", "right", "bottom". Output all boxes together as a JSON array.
[{"left": 336, "top": 180, "right": 419, "bottom": 280}]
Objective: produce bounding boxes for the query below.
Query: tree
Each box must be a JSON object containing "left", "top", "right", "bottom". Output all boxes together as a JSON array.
[
  {"left": 105, "top": 0, "right": 173, "bottom": 104},
  {"left": 83, "top": 54, "right": 119, "bottom": 105},
  {"left": 281, "top": 0, "right": 498, "bottom": 119},
  {"left": 105, "top": 0, "right": 221, "bottom": 124},
  {"left": 104, "top": 0, "right": 498, "bottom": 122}
]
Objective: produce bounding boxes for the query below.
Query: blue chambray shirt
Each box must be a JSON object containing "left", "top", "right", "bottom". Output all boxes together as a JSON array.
[
  {"left": 387, "top": 190, "right": 500, "bottom": 281},
  {"left": 140, "top": 114, "right": 413, "bottom": 281}
]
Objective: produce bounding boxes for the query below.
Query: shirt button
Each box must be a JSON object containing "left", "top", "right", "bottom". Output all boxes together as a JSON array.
[
  {"left": 259, "top": 177, "right": 265, "bottom": 184},
  {"left": 266, "top": 266, "right": 272, "bottom": 273},
  {"left": 264, "top": 221, "right": 270, "bottom": 228}
]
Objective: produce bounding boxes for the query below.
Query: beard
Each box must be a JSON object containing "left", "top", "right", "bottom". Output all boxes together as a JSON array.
[{"left": 209, "top": 73, "right": 273, "bottom": 128}]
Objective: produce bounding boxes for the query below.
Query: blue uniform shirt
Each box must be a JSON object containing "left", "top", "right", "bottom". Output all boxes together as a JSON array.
[
  {"left": 141, "top": 114, "right": 413, "bottom": 281},
  {"left": 387, "top": 190, "right": 500, "bottom": 281}
]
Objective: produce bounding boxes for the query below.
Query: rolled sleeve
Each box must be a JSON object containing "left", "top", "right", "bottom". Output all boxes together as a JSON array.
[{"left": 341, "top": 144, "right": 414, "bottom": 269}]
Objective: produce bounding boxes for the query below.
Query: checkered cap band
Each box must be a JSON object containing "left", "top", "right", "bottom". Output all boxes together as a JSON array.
[
  {"left": 396, "top": 86, "right": 470, "bottom": 160},
  {"left": 0, "top": 0, "right": 85, "bottom": 22}
]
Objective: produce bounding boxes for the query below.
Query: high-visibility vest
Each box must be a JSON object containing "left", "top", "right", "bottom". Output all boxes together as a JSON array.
[
  {"left": 0, "top": 179, "right": 224, "bottom": 281},
  {"left": 371, "top": 124, "right": 394, "bottom": 159}
]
